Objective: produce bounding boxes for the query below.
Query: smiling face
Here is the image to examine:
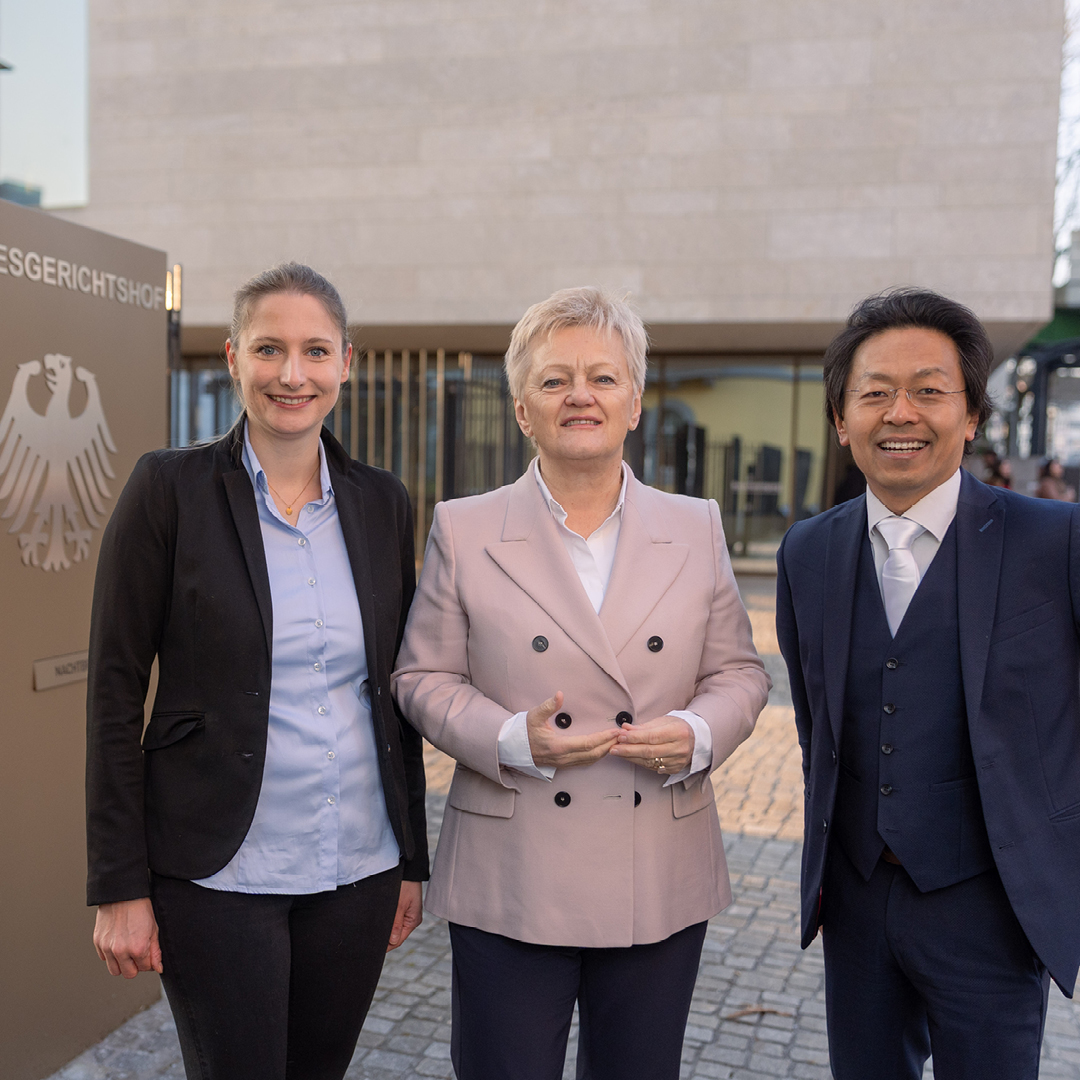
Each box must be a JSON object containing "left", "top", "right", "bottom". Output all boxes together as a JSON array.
[
  {"left": 836, "top": 326, "right": 978, "bottom": 514},
  {"left": 225, "top": 291, "right": 351, "bottom": 448},
  {"left": 513, "top": 325, "right": 642, "bottom": 469}
]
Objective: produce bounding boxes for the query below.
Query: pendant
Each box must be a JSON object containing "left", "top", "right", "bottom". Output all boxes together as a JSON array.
[{"left": 285, "top": 506, "right": 293, "bottom": 515}]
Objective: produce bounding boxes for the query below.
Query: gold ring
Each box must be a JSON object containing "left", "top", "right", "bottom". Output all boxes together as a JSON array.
[{"left": 653, "top": 756, "right": 665, "bottom": 770}]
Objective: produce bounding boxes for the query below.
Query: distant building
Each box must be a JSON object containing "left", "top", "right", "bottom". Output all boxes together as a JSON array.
[
  {"left": 54, "top": 0, "right": 1064, "bottom": 549},
  {"left": 984, "top": 230, "right": 1080, "bottom": 497},
  {"left": 0, "top": 181, "right": 42, "bottom": 207}
]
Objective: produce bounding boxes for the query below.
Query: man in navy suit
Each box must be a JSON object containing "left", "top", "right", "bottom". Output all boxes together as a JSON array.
[{"left": 776, "top": 289, "right": 1080, "bottom": 1079}]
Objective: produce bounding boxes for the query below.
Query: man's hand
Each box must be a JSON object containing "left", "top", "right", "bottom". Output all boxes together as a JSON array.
[
  {"left": 387, "top": 880, "right": 423, "bottom": 951},
  {"left": 527, "top": 691, "right": 621, "bottom": 768},
  {"left": 93, "top": 897, "right": 163, "bottom": 978},
  {"left": 609, "top": 715, "right": 696, "bottom": 775}
]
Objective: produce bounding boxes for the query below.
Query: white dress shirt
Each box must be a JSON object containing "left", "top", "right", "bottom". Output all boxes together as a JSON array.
[
  {"left": 195, "top": 427, "right": 400, "bottom": 893},
  {"left": 497, "top": 458, "right": 713, "bottom": 786},
  {"left": 865, "top": 468, "right": 962, "bottom": 598}
]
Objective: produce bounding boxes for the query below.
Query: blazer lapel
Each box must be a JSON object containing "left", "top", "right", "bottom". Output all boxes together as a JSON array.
[
  {"left": 955, "top": 470, "right": 1004, "bottom": 729},
  {"left": 822, "top": 495, "right": 865, "bottom": 748},
  {"left": 485, "top": 470, "right": 630, "bottom": 694},
  {"left": 223, "top": 466, "right": 273, "bottom": 655},
  {"left": 333, "top": 464, "right": 380, "bottom": 679},
  {"left": 600, "top": 478, "right": 689, "bottom": 658}
]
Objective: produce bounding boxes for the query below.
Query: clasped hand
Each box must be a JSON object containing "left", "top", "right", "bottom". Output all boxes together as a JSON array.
[{"left": 526, "top": 691, "right": 695, "bottom": 773}]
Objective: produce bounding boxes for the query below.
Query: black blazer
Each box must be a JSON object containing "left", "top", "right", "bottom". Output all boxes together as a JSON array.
[
  {"left": 86, "top": 423, "right": 428, "bottom": 906},
  {"left": 776, "top": 470, "right": 1080, "bottom": 995}
]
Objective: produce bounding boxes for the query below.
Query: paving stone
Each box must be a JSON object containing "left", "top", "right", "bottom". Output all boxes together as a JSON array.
[{"left": 413, "top": 1061, "right": 455, "bottom": 1078}]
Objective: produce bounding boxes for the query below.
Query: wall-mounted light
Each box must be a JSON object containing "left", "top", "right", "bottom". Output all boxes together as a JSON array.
[{"left": 165, "top": 264, "right": 182, "bottom": 312}]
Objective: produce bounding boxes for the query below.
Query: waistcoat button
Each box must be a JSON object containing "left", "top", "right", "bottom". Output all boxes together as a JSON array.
[
  {"left": 532, "top": 636, "right": 549, "bottom": 652},
  {"left": 554, "top": 791, "right": 571, "bottom": 807},
  {"left": 647, "top": 636, "right": 664, "bottom": 652},
  {"left": 880, "top": 784, "right": 893, "bottom": 795},
  {"left": 886, "top": 658, "right": 899, "bottom": 670},
  {"left": 881, "top": 744, "right": 893, "bottom": 755},
  {"left": 616, "top": 711, "right": 633, "bottom": 726},
  {"left": 555, "top": 712, "right": 572, "bottom": 729},
  {"left": 883, "top": 703, "right": 896, "bottom": 715}
]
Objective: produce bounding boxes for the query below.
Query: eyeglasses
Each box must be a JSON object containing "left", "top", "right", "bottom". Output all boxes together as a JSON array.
[{"left": 844, "top": 385, "right": 967, "bottom": 411}]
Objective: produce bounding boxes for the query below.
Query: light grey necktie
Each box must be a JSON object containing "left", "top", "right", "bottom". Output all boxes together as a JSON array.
[{"left": 876, "top": 516, "right": 925, "bottom": 636}]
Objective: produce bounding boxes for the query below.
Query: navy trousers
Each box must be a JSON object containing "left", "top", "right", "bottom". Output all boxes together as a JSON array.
[
  {"left": 151, "top": 864, "right": 402, "bottom": 1080},
  {"left": 449, "top": 920, "right": 708, "bottom": 1080},
  {"left": 821, "top": 845, "right": 1050, "bottom": 1080}
]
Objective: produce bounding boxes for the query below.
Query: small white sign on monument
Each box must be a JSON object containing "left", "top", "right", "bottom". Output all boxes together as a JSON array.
[{"left": 33, "top": 649, "right": 89, "bottom": 691}]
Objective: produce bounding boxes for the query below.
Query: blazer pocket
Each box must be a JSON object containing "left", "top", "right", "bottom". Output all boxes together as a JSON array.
[
  {"left": 447, "top": 765, "right": 515, "bottom": 819},
  {"left": 142, "top": 711, "right": 205, "bottom": 750},
  {"left": 928, "top": 775, "right": 976, "bottom": 794},
  {"left": 672, "top": 779, "right": 716, "bottom": 819},
  {"left": 1049, "top": 800, "right": 1080, "bottom": 824},
  {"left": 991, "top": 601, "right": 1055, "bottom": 645}
]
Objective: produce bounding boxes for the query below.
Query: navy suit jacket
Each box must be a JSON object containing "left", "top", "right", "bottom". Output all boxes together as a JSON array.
[{"left": 776, "top": 469, "right": 1080, "bottom": 995}]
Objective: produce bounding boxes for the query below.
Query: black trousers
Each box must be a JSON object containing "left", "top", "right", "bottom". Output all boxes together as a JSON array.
[
  {"left": 821, "top": 845, "right": 1050, "bottom": 1080},
  {"left": 150, "top": 864, "right": 402, "bottom": 1080},
  {"left": 448, "top": 920, "right": 708, "bottom": 1080}
]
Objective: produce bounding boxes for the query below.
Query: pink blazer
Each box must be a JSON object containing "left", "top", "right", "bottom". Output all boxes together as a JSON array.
[{"left": 393, "top": 466, "right": 770, "bottom": 947}]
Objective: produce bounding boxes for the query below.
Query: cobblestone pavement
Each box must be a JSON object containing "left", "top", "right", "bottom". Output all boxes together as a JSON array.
[{"left": 47, "top": 577, "right": 1080, "bottom": 1080}]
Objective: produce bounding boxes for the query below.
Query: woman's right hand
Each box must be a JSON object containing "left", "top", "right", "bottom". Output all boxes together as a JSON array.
[
  {"left": 93, "top": 897, "right": 163, "bottom": 978},
  {"left": 526, "top": 691, "right": 620, "bottom": 768}
]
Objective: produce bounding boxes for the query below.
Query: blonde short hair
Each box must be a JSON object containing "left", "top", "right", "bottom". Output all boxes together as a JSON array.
[{"left": 504, "top": 286, "right": 648, "bottom": 400}]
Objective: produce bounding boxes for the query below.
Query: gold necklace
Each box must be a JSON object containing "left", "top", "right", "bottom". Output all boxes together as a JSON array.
[{"left": 266, "top": 461, "right": 320, "bottom": 517}]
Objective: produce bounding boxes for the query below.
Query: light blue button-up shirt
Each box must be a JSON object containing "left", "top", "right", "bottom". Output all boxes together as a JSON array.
[{"left": 194, "top": 426, "right": 400, "bottom": 894}]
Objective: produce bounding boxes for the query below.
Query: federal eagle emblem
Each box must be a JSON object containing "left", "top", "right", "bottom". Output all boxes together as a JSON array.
[{"left": 0, "top": 354, "right": 117, "bottom": 571}]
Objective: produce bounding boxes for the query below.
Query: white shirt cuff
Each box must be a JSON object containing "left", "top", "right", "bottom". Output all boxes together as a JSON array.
[
  {"left": 662, "top": 710, "right": 712, "bottom": 787},
  {"left": 497, "top": 712, "right": 556, "bottom": 781}
]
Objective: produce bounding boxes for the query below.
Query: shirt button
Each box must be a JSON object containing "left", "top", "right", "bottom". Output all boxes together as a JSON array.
[
  {"left": 298, "top": 537, "right": 306, "bottom": 546},
  {"left": 318, "top": 706, "right": 327, "bottom": 715},
  {"left": 307, "top": 505, "right": 315, "bottom": 513},
  {"left": 327, "top": 751, "right": 335, "bottom": 760},
  {"left": 314, "top": 662, "right": 321, "bottom": 672},
  {"left": 883, "top": 703, "right": 895, "bottom": 715},
  {"left": 315, "top": 619, "right": 324, "bottom": 628},
  {"left": 327, "top": 795, "right": 336, "bottom": 804},
  {"left": 307, "top": 577, "right": 316, "bottom": 586}
]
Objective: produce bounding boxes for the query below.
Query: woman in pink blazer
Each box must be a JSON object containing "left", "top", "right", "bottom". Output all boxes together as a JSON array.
[{"left": 393, "top": 287, "right": 770, "bottom": 1080}]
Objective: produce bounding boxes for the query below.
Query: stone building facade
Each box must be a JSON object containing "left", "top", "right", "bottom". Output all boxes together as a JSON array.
[{"left": 56, "top": 0, "right": 1065, "bottom": 540}]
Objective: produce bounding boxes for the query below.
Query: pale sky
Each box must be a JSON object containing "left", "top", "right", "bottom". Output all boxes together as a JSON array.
[
  {"left": 1050, "top": 0, "right": 1078, "bottom": 285},
  {"left": 0, "top": 0, "right": 87, "bottom": 208}
]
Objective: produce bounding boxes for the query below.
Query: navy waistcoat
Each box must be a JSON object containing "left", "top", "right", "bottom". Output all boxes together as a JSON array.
[{"left": 832, "top": 524, "right": 994, "bottom": 892}]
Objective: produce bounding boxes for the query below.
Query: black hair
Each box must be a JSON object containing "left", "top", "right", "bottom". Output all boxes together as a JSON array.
[{"left": 823, "top": 288, "right": 993, "bottom": 437}]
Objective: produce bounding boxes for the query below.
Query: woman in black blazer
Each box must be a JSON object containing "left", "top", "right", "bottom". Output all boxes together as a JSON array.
[{"left": 86, "top": 263, "right": 428, "bottom": 1080}]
